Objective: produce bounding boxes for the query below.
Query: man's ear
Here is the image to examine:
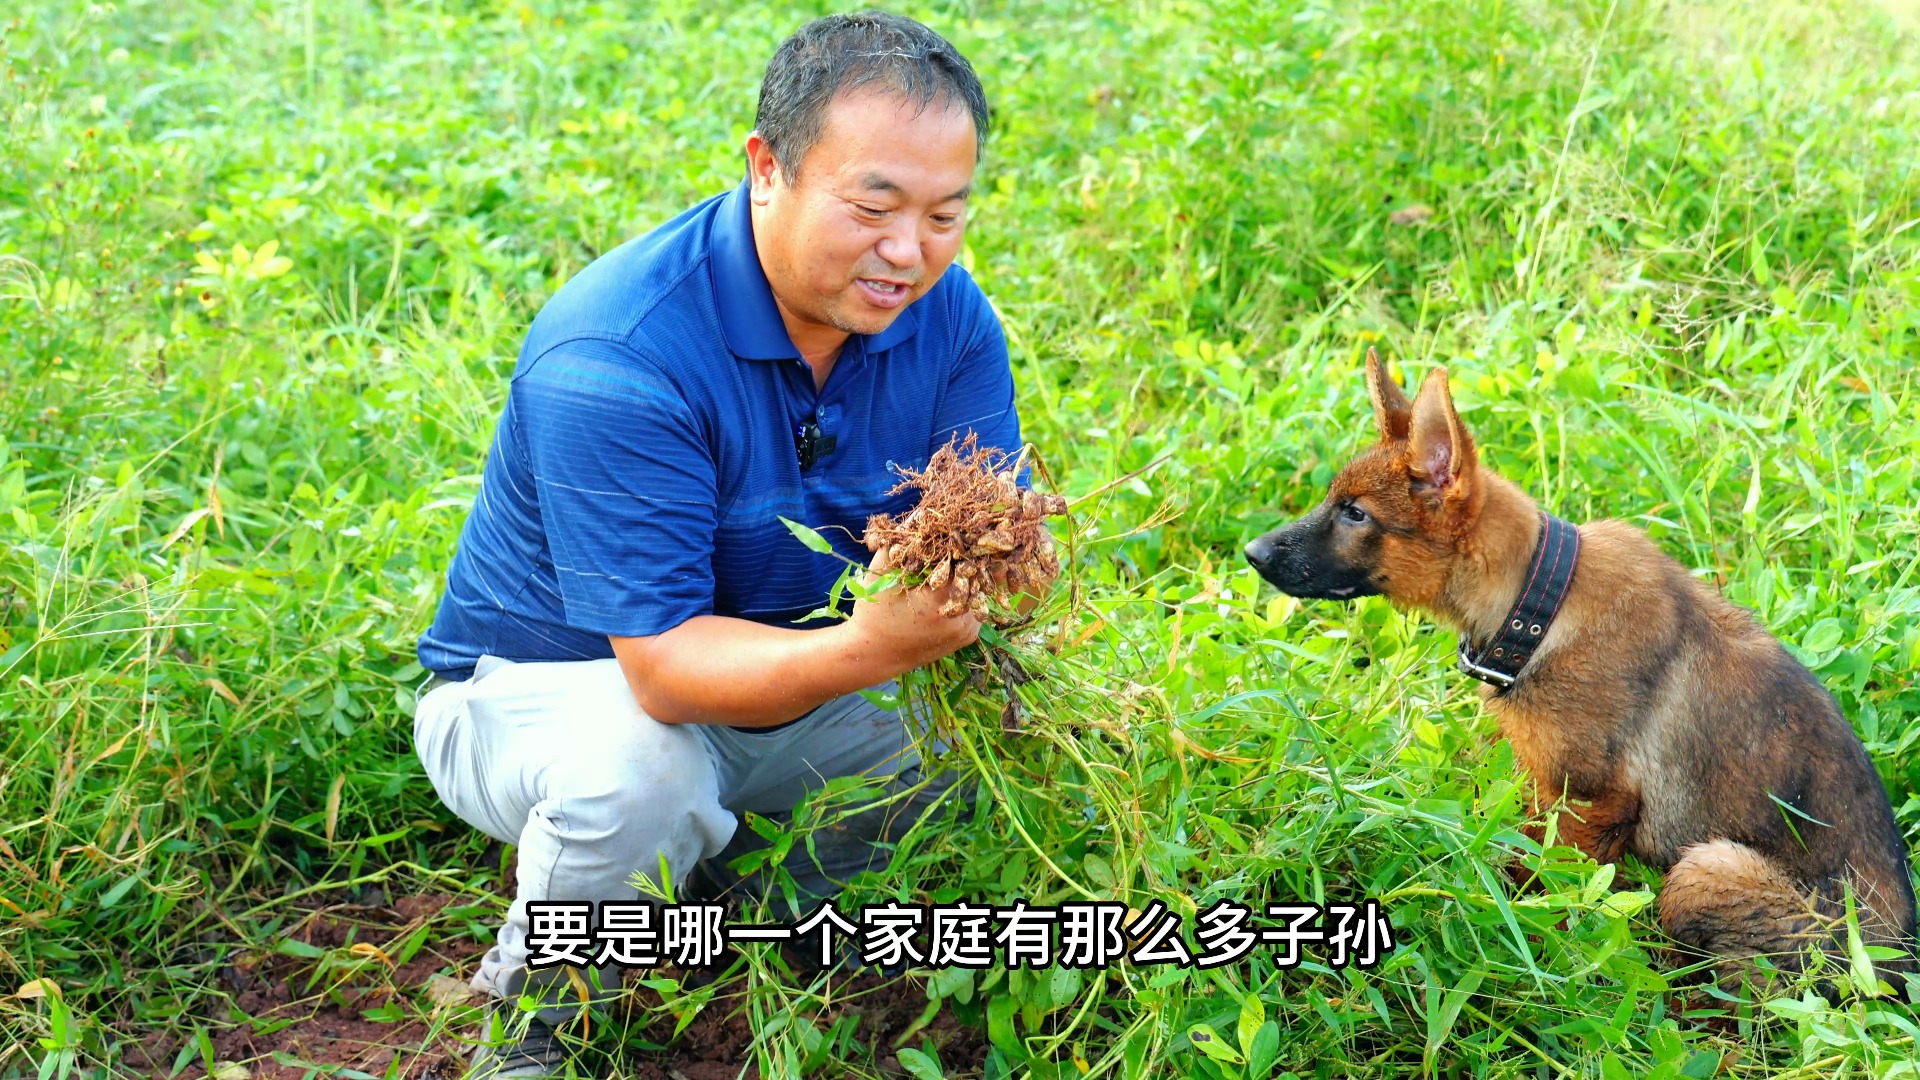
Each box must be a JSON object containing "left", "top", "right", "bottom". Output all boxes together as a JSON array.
[
  {"left": 1365, "top": 346, "right": 1412, "bottom": 442},
  {"left": 744, "top": 131, "right": 783, "bottom": 205},
  {"left": 1408, "top": 366, "right": 1476, "bottom": 495}
]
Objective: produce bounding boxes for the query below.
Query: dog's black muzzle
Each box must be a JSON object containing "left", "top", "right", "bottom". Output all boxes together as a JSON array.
[{"left": 1244, "top": 503, "right": 1379, "bottom": 602}]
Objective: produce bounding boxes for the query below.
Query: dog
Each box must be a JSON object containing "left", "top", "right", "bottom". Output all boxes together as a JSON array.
[{"left": 1244, "top": 348, "right": 1916, "bottom": 991}]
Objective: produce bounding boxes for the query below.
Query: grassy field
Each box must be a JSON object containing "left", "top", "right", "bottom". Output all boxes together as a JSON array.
[{"left": 6, "top": 0, "right": 1920, "bottom": 1076}]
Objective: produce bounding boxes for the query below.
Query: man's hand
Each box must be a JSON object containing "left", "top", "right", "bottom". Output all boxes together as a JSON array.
[
  {"left": 843, "top": 551, "right": 983, "bottom": 672},
  {"left": 610, "top": 552, "right": 981, "bottom": 730}
]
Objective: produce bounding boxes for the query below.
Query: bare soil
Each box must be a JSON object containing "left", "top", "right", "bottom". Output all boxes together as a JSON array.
[{"left": 117, "top": 887, "right": 985, "bottom": 1079}]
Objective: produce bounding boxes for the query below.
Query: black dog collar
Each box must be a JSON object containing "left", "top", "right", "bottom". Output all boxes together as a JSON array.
[{"left": 1456, "top": 511, "right": 1581, "bottom": 692}]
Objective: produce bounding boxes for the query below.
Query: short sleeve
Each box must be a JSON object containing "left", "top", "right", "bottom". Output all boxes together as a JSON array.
[
  {"left": 929, "top": 276, "right": 1024, "bottom": 472},
  {"left": 512, "top": 337, "right": 717, "bottom": 638}
]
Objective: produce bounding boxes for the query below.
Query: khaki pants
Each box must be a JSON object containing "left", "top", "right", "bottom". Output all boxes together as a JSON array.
[{"left": 413, "top": 654, "right": 955, "bottom": 1023}]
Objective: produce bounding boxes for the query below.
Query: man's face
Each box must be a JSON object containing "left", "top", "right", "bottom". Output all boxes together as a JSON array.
[{"left": 748, "top": 88, "right": 978, "bottom": 341}]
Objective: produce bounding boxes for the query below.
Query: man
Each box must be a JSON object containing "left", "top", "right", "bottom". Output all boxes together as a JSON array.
[{"left": 411, "top": 11, "right": 1027, "bottom": 1077}]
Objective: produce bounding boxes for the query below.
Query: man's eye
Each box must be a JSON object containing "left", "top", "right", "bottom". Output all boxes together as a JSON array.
[
  {"left": 932, "top": 215, "right": 960, "bottom": 227},
  {"left": 855, "top": 204, "right": 888, "bottom": 217},
  {"left": 1340, "top": 503, "right": 1370, "bottom": 524}
]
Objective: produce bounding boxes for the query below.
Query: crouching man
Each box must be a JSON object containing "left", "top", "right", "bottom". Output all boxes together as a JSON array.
[{"left": 411, "top": 12, "right": 1028, "bottom": 1076}]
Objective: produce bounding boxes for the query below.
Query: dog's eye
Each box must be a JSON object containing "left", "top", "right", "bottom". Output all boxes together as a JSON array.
[{"left": 1340, "top": 502, "right": 1370, "bottom": 525}]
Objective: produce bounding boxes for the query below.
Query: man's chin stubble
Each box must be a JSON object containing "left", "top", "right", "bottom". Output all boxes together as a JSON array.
[{"left": 824, "top": 306, "right": 895, "bottom": 337}]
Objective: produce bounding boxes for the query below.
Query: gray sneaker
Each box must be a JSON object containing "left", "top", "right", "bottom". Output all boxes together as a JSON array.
[{"left": 465, "top": 1005, "right": 573, "bottom": 1079}]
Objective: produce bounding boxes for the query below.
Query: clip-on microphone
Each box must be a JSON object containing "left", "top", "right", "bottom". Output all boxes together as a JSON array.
[{"left": 795, "top": 418, "right": 837, "bottom": 472}]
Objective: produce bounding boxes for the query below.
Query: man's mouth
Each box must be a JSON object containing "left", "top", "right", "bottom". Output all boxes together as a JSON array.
[{"left": 855, "top": 278, "right": 912, "bottom": 309}]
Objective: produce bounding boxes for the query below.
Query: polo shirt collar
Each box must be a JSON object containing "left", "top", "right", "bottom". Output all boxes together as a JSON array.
[{"left": 709, "top": 178, "right": 920, "bottom": 361}]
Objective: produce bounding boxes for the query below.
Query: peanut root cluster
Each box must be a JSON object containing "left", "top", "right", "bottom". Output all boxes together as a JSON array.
[{"left": 862, "top": 434, "right": 1068, "bottom": 620}]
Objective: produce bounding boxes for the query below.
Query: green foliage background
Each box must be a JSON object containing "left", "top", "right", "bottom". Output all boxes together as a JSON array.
[{"left": 4, "top": 0, "right": 1920, "bottom": 1076}]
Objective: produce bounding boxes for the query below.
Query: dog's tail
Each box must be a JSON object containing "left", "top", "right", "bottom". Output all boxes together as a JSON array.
[{"left": 1658, "top": 839, "right": 1915, "bottom": 993}]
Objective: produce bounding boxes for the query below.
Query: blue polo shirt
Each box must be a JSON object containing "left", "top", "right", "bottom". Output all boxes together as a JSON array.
[{"left": 417, "top": 179, "right": 1022, "bottom": 683}]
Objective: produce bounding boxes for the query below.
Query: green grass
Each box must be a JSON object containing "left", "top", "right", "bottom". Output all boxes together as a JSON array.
[{"left": 6, "top": 0, "right": 1920, "bottom": 1076}]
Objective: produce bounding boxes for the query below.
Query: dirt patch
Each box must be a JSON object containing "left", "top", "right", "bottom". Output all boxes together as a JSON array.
[
  {"left": 117, "top": 889, "right": 986, "bottom": 1079},
  {"left": 124, "top": 892, "right": 472, "bottom": 1079},
  {"left": 619, "top": 964, "right": 988, "bottom": 1079}
]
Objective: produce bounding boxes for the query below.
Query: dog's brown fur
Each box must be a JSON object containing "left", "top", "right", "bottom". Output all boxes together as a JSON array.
[{"left": 1245, "top": 351, "right": 1916, "bottom": 989}]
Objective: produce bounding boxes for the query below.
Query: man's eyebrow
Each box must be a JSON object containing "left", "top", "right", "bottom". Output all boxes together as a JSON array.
[{"left": 856, "top": 174, "right": 972, "bottom": 202}]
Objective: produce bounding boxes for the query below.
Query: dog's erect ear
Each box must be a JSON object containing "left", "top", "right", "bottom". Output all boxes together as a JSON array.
[
  {"left": 1408, "top": 367, "right": 1476, "bottom": 494},
  {"left": 1364, "top": 346, "right": 1412, "bottom": 442}
]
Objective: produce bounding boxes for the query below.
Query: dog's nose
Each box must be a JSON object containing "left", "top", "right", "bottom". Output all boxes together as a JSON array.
[{"left": 1244, "top": 537, "right": 1272, "bottom": 570}]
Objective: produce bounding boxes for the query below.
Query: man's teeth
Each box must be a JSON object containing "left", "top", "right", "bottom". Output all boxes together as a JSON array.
[{"left": 863, "top": 280, "right": 902, "bottom": 293}]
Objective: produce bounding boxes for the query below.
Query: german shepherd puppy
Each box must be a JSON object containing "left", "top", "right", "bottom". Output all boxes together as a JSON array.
[{"left": 1244, "top": 349, "right": 1915, "bottom": 989}]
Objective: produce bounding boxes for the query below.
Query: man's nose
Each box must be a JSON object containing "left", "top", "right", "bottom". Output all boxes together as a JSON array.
[{"left": 874, "top": 222, "right": 923, "bottom": 270}]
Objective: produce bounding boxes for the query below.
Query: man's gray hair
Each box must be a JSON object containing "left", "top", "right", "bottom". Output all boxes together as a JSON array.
[{"left": 754, "top": 10, "right": 990, "bottom": 179}]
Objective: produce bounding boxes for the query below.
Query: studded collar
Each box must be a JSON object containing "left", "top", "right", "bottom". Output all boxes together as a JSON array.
[{"left": 1456, "top": 512, "right": 1581, "bottom": 692}]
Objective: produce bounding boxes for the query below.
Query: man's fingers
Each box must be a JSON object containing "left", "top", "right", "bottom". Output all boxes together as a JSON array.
[{"left": 861, "top": 548, "right": 904, "bottom": 596}]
